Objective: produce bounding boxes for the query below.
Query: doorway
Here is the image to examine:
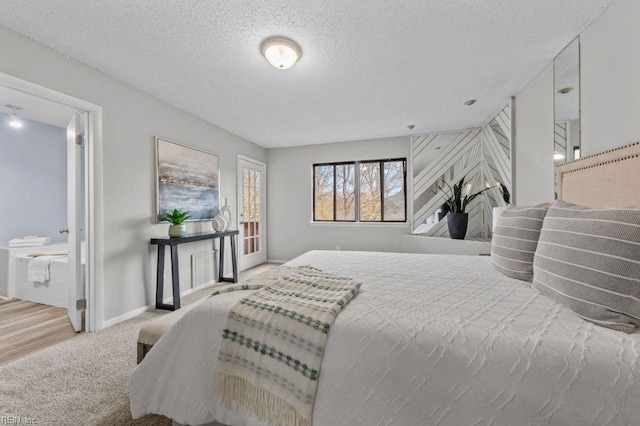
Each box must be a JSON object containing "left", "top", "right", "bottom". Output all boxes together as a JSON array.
[
  {"left": 237, "top": 156, "right": 266, "bottom": 271},
  {"left": 0, "top": 75, "right": 99, "bottom": 339}
]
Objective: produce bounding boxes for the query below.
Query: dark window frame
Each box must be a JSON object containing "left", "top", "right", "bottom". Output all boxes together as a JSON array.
[
  {"left": 313, "top": 158, "right": 407, "bottom": 223},
  {"left": 312, "top": 161, "right": 356, "bottom": 222}
]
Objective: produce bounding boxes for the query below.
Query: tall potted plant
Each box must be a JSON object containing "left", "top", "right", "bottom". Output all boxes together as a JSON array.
[
  {"left": 492, "top": 182, "right": 511, "bottom": 233},
  {"left": 163, "top": 208, "right": 190, "bottom": 238},
  {"left": 440, "top": 177, "right": 492, "bottom": 239}
]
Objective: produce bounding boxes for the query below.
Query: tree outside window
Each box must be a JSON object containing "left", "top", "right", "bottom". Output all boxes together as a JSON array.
[{"left": 313, "top": 159, "right": 406, "bottom": 222}]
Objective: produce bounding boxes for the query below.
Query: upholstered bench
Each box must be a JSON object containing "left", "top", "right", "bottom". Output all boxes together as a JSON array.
[{"left": 137, "top": 300, "right": 204, "bottom": 364}]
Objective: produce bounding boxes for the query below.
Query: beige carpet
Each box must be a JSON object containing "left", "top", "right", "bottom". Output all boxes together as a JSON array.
[{"left": 0, "top": 263, "right": 277, "bottom": 426}]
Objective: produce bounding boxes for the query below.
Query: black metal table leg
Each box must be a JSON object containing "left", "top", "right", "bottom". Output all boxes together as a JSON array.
[
  {"left": 170, "top": 245, "right": 180, "bottom": 310},
  {"left": 151, "top": 230, "right": 239, "bottom": 310},
  {"left": 155, "top": 244, "right": 179, "bottom": 311},
  {"left": 219, "top": 236, "right": 226, "bottom": 282},
  {"left": 230, "top": 234, "right": 238, "bottom": 283},
  {"left": 155, "top": 245, "right": 165, "bottom": 309}
]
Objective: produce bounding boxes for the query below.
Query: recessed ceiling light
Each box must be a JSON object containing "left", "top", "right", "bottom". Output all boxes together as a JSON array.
[
  {"left": 464, "top": 99, "right": 477, "bottom": 106},
  {"left": 261, "top": 36, "right": 302, "bottom": 69},
  {"left": 558, "top": 87, "right": 574, "bottom": 94}
]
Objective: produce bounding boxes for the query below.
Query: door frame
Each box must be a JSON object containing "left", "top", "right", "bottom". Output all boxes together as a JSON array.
[
  {"left": 237, "top": 155, "right": 267, "bottom": 271},
  {"left": 0, "top": 72, "right": 103, "bottom": 332}
]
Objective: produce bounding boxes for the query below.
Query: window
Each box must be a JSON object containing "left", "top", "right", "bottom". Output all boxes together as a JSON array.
[{"left": 313, "top": 158, "right": 406, "bottom": 222}]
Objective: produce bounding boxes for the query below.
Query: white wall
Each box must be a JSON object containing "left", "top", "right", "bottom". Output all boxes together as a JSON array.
[
  {"left": 0, "top": 114, "right": 67, "bottom": 245},
  {"left": 580, "top": 0, "right": 640, "bottom": 156},
  {"left": 514, "top": 64, "right": 555, "bottom": 205},
  {"left": 514, "top": 0, "right": 640, "bottom": 178},
  {"left": 0, "top": 25, "right": 266, "bottom": 326},
  {"left": 267, "top": 137, "right": 410, "bottom": 261}
]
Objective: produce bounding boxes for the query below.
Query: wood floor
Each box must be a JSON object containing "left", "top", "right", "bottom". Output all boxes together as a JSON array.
[
  {"left": 0, "top": 263, "right": 277, "bottom": 367},
  {"left": 0, "top": 299, "right": 77, "bottom": 366}
]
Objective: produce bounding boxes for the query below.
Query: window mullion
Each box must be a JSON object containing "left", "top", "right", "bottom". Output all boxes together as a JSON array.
[
  {"left": 355, "top": 162, "right": 360, "bottom": 222},
  {"left": 333, "top": 165, "right": 337, "bottom": 221},
  {"left": 380, "top": 161, "right": 385, "bottom": 222}
]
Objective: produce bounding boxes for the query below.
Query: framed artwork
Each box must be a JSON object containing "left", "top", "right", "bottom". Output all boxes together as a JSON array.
[{"left": 155, "top": 137, "right": 219, "bottom": 223}]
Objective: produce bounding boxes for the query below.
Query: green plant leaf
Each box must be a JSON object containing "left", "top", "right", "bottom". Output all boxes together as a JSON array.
[
  {"left": 163, "top": 208, "right": 189, "bottom": 224},
  {"left": 439, "top": 176, "right": 495, "bottom": 213}
]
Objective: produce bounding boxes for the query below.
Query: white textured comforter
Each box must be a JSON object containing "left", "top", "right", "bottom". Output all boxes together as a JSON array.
[{"left": 129, "top": 251, "right": 640, "bottom": 425}]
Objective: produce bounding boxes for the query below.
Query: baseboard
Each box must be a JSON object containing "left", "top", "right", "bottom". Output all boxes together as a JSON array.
[
  {"left": 102, "top": 305, "right": 150, "bottom": 328},
  {"left": 102, "top": 281, "right": 217, "bottom": 329},
  {"left": 266, "top": 259, "right": 287, "bottom": 264},
  {"left": 163, "top": 280, "right": 216, "bottom": 303}
]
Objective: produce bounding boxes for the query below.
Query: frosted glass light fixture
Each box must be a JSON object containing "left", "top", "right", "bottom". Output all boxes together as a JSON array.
[
  {"left": 261, "top": 37, "right": 302, "bottom": 69},
  {"left": 6, "top": 105, "right": 23, "bottom": 128}
]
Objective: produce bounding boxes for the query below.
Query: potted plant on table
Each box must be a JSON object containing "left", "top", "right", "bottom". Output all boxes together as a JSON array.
[
  {"left": 163, "top": 208, "right": 190, "bottom": 238},
  {"left": 440, "top": 177, "right": 492, "bottom": 240}
]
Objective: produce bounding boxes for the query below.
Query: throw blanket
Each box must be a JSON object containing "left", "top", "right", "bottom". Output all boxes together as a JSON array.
[{"left": 212, "top": 265, "right": 360, "bottom": 426}]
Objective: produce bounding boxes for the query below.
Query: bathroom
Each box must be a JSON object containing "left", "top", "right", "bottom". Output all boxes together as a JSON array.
[{"left": 0, "top": 85, "right": 87, "bottom": 363}]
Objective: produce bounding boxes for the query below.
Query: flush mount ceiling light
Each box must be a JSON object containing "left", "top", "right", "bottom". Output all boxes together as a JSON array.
[
  {"left": 464, "top": 99, "right": 477, "bottom": 106},
  {"left": 558, "top": 87, "right": 574, "bottom": 94},
  {"left": 5, "top": 104, "right": 23, "bottom": 128},
  {"left": 261, "top": 36, "right": 302, "bottom": 69}
]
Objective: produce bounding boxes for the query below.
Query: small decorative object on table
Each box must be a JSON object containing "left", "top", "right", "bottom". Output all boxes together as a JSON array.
[
  {"left": 163, "top": 208, "right": 190, "bottom": 238},
  {"left": 440, "top": 177, "right": 492, "bottom": 240},
  {"left": 212, "top": 198, "right": 233, "bottom": 232}
]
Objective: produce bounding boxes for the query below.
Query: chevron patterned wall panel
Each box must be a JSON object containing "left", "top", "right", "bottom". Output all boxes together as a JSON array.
[
  {"left": 411, "top": 100, "right": 513, "bottom": 238},
  {"left": 554, "top": 120, "right": 569, "bottom": 196}
]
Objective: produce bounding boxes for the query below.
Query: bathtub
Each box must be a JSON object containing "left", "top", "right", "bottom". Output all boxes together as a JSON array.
[{"left": 0, "top": 243, "right": 85, "bottom": 308}]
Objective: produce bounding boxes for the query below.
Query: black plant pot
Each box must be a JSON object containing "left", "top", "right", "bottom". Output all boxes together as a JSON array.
[{"left": 447, "top": 212, "right": 469, "bottom": 240}]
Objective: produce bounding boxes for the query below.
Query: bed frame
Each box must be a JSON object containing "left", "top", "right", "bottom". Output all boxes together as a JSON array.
[{"left": 557, "top": 141, "right": 640, "bottom": 207}]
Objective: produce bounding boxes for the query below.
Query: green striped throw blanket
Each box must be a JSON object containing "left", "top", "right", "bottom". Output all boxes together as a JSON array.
[{"left": 213, "top": 265, "right": 360, "bottom": 426}]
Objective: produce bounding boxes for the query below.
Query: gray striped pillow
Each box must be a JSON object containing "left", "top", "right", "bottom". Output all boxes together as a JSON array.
[
  {"left": 532, "top": 200, "right": 640, "bottom": 333},
  {"left": 491, "top": 204, "right": 550, "bottom": 281}
]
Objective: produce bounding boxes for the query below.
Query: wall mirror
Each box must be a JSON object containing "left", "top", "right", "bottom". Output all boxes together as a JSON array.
[{"left": 554, "top": 37, "right": 580, "bottom": 197}]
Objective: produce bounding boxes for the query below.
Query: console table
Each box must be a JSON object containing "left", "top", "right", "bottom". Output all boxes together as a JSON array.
[{"left": 150, "top": 230, "right": 239, "bottom": 310}]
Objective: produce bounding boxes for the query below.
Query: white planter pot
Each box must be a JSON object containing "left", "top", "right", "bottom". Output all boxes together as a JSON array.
[{"left": 168, "top": 224, "right": 187, "bottom": 238}]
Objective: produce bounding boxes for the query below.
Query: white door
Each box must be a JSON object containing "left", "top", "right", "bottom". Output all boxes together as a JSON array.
[
  {"left": 66, "top": 112, "right": 85, "bottom": 332},
  {"left": 237, "top": 156, "right": 266, "bottom": 271}
]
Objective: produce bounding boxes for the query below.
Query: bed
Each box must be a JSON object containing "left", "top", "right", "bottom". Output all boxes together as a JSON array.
[{"left": 129, "top": 142, "right": 640, "bottom": 426}]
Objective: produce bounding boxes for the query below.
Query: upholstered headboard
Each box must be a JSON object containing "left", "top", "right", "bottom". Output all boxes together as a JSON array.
[{"left": 557, "top": 142, "right": 640, "bottom": 207}]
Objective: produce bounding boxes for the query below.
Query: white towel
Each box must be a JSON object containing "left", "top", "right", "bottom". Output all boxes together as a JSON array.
[
  {"left": 28, "top": 256, "right": 56, "bottom": 283},
  {"left": 9, "top": 237, "right": 52, "bottom": 248}
]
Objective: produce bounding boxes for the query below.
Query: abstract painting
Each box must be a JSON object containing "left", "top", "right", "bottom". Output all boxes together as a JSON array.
[{"left": 155, "top": 137, "right": 219, "bottom": 222}]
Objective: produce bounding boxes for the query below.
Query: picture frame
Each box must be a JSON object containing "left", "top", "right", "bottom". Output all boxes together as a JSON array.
[{"left": 154, "top": 137, "right": 220, "bottom": 223}]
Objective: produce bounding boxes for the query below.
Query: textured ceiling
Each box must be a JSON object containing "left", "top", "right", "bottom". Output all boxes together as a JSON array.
[{"left": 0, "top": 1, "right": 613, "bottom": 148}]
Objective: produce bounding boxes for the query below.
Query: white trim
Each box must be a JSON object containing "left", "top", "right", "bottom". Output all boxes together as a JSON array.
[
  {"left": 237, "top": 155, "right": 268, "bottom": 271},
  {"left": 266, "top": 259, "right": 287, "bottom": 264},
  {"left": 102, "top": 305, "right": 150, "bottom": 329},
  {"left": 0, "top": 72, "right": 103, "bottom": 332},
  {"left": 310, "top": 221, "right": 410, "bottom": 228},
  {"left": 102, "top": 282, "right": 217, "bottom": 328},
  {"left": 163, "top": 280, "right": 216, "bottom": 304},
  {"left": 237, "top": 154, "right": 267, "bottom": 167}
]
